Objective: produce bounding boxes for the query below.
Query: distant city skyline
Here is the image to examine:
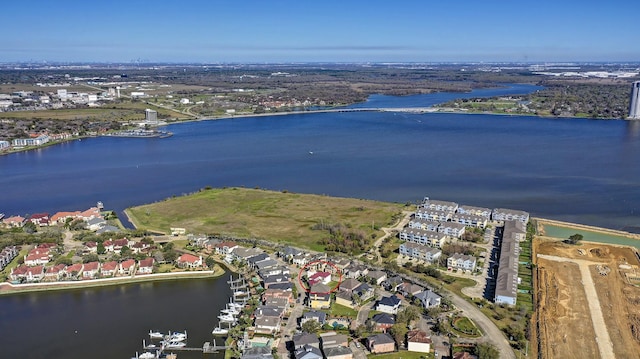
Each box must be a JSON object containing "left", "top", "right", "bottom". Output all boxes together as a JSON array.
[{"left": 1, "top": 0, "right": 638, "bottom": 63}]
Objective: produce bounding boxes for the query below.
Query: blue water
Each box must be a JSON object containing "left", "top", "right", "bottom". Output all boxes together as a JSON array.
[{"left": 1, "top": 84, "right": 639, "bottom": 231}]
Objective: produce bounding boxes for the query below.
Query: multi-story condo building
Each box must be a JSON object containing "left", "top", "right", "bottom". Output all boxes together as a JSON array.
[{"left": 399, "top": 242, "right": 442, "bottom": 263}]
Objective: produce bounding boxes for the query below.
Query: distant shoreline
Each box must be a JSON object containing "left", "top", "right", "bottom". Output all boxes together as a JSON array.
[{"left": 0, "top": 268, "right": 226, "bottom": 296}]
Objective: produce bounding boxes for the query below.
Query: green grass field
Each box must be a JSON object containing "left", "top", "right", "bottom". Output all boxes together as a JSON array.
[{"left": 126, "top": 187, "right": 406, "bottom": 252}]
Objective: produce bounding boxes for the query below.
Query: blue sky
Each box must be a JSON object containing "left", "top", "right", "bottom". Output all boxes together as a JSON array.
[{"left": 1, "top": 0, "right": 637, "bottom": 63}]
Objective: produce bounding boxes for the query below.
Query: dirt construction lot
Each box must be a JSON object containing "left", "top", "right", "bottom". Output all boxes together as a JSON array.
[{"left": 534, "top": 239, "right": 640, "bottom": 359}]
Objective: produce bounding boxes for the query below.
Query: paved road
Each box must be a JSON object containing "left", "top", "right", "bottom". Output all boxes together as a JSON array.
[
  {"left": 537, "top": 254, "right": 615, "bottom": 359},
  {"left": 371, "top": 210, "right": 413, "bottom": 264}
]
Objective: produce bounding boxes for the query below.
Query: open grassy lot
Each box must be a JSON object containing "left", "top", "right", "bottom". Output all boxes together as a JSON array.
[
  {"left": 368, "top": 350, "right": 434, "bottom": 359},
  {"left": 126, "top": 187, "right": 406, "bottom": 252}
]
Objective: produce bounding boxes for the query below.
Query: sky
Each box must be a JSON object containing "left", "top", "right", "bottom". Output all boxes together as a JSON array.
[{"left": 0, "top": 0, "right": 638, "bottom": 63}]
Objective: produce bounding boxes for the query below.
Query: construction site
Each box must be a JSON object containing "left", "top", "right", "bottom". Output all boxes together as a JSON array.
[{"left": 532, "top": 237, "right": 640, "bottom": 359}]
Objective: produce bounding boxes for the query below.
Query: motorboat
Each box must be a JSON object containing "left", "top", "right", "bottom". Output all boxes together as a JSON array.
[
  {"left": 139, "top": 352, "right": 158, "bottom": 359},
  {"left": 211, "top": 325, "right": 229, "bottom": 335},
  {"left": 149, "top": 330, "right": 165, "bottom": 339},
  {"left": 218, "top": 313, "right": 236, "bottom": 323},
  {"left": 166, "top": 330, "right": 187, "bottom": 342},
  {"left": 220, "top": 305, "right": 240, "bottom": 316},
  {"left": 163, "top": 341, "right": 187, "bottom": 349}
]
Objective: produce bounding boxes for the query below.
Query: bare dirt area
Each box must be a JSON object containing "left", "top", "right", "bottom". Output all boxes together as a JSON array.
[{"left": 534, "top": 239, "right": 640, "bottom": 359}]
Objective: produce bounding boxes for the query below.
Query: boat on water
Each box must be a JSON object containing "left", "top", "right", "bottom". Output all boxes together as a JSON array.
[
  {"left": 162, "top": 341, "right": 186, "bottom": 349},
  {"left": 220, "top": 304, "right": 240, "bottom": 316},
  {"left": 149, "top": 330, "right": 165, "bottom": 340},
  {"left": 166, "top": 330, "right": 187, "bottom": 342},
  {"left": 139, "top": 352, "right": 158, "bottom": 359},
  {"left": 211, "top": 325, "right": 229, "bottom": 335},
  {"left": 218, "top": 313, "right": 237, "bottom": 323}
]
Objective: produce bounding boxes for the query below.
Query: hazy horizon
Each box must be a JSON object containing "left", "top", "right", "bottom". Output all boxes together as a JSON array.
[{"left": 1, "top": 0, "right": 637, "bottom": 63}]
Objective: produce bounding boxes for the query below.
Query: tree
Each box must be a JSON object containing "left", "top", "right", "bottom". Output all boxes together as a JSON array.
[
  {"left": 97, "top": 242, "right": 106, "bottom": 255},
  {"left": 120, "top": 245, "right": 132, "bottom": 258},
  {"left": 23, "top": 221, "right": 37, "bottom": 234},
  {"left": 476, "top": 342, "right": 500, "bottom": 359},
  {"left": 82, "top": 253, "right": 99, "bottom": 263},
  {"left": 566, "top": 233, "right": 584, "bottom": 245},
  {"left": 55, "top": 256, "right": 73, "bottom": 266},
  {"left": 205, "top": 256, "right": 216, "bottom": 269},
  {"left": 397, "top": 306, "right": 420, "bottom": 325},
  {"left": 389, "top": 324, "right": 408, "bottom": 349},
  {"left": 301, "top": 320, "right": 321, "bottom": 334}
]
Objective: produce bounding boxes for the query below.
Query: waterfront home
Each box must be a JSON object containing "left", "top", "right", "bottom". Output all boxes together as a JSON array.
[
  {"left": 254, "top": 305, "right": 285, "bottom": 319},
  {"left": 82, "top": 261, "right": 100, "bottom": 279},
  {"left": 399, "top": 242, "right": 442, "bottom": 263},
  {"left": 492, "top": 208, "right": 530, "bottom": 224},
  {"left": 214, "top": 241, "right": 238, "bottom": 255},
  {"left": 65, "top": 263, "right": 84, "bottom": 279},
  {"left": 241, "top": 346, "right": 274, "bottom": 359},
  {"left": 457, "top": 205, "right": 492, "bottom": 219},
  {"left": 98, "top": 225, "right": 121, "bottom": 235},
  {"left": 370, "top": 313, "right": 395, "bottom": 332},
  {"left": 268, "top": 282, "right": 293, "bottom": 291},
  {"left": 407, "top": 329, "right": 432, "bottom": 353},
  {"left": 254, "top": 316, "right": 282, "bottom": 335},
  {"left": 10, "top": 264, "right": 45, "bottom": 282},
  {"left": 3, "top": 215, "right": 25, "bottom": 228},
  {"left": 294, "top": 345, "right": 323, "bottom": 359},
  {"left": 366, "top": 333, "right": 395, "bottom": 354},
  {"left": 365, "top": 270, "right": 387, "bottom": 286},
  {"left": 376, "top": 295, "right": 401, "bottom": 314},
  {"left": 255, "top": 258, "right": 278, "bottom": 271},
  {"left": 176, "top": 253, "right": 202, "bottom": 269},
  {"left": 0, "top": 246, "right": 18, "bottom": 270},
  {"left": 413, "top": 290, "right": 442, "bottom": 309},
  {"left": 78, "top": 207, "right": 102, "bottom": 221},
  {"left": 101, "top": 261, "right": 118, "bottom": 277},
  {"left": 293, "top": 332, "right": 320, "bottom": 349},
  {"left": 259, "top": 265, "right": 290, "bottom": 279},
  {"left": 399, "top": 228, "right": 447, "bottom": 248},
  {"left": 29, "top": 213, "right": 50, "bottom": 226},
  {"left": 264, "top": 297, "right": 289, "bottom": 310},
  {"left": 137, "top": 258, "right": 154, "bottom": 274},
  {"left": 421, "top": 198, "right": 459, "bottom": 213},
  {"left": 87, "top": 217, "right": 107, "bottom": 231},
  {"left": 447, "top": 253, "right": 477, "bottom": 272},
  {"left": 119, "top": 259, "right": 136, "bottom": 275},
  {"left": 247, "top": 253, "right": 270, "bottom": 268},
  {"left": 45, "top": 263, "right": 67, "bottom": 281},
  {"left": 309, "top": 283, "right": 332, "bottom": 309},
  {"left": 231, "top": 247, "right": 264, "bottom": 263},
  {"left": 263, "top": 274, "right": 290, "bottom": 289},
  {"left": 262, "top": 288, "right": 293, "bottom": 304},
  {"left": 50, "top": 211, "right": 81, "bottom": 225},
  {"left": 301, "top": 310, "right": 327, "bottom": 326}
]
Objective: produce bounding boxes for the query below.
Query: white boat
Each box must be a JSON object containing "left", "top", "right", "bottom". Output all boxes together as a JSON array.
[
  {"left": 228, "top": 300, "right": 243, "bottom": 310},
  {"left": 220, "top": 305, "right": 240, "bottom": 316},
  {"left": 211, "top": 326, "right": 229, "bottom": 335},
  {"left": 218, "top": 314, "right": 237, "bottom": 323},
  {"left": 139, "top": 352, "right": 158, "bottom": 359},
  {"left": 149, "top": 330, "right": 165, "bottom": 339},
  {"left": 163, "top": 341, "right": 186, "bottom": 349},
  {"left": 166, "top": 330, "right": 187, "bottom": 342}
]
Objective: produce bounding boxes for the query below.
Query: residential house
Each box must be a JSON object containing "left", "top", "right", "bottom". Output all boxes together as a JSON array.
[
  {"left": 112, "top": 238, "right": 132, "bottom": 253},
  {"left": 309, "top": 283, "right": 331, "bottom": 309},
  {"left": 399, "top": 282, "right": 424, "bottom": 297},
  {"left": 263, "top": 274, "right": 290, "bottom": 289},
  {"left": 241, "top": 346, "right": 274, "bottom": 359},
  {"left": 231, "top": 247, "right": 264, "bottom": 263},
  {"left": 255, "top": 258, "right": 278, "bottom": 271},
  {"left": 382, "top": 276, "right": 404, "bottom": 292},
  {"left": 365, "top": 270, "right": 387, "bottom": 286},
  {"left": 300, "top": 310, "right": 327, "bottom": 326},
  {"left": 3, "top": 215, "right": 25, "bottom": 227},
  {"left": 399, "top": 228, "right": 447, "bottom": 248},
  {"left": 45, "top": 263, "right": 67, "bottom": 281},
  {"left": 292, "top": 253, "right": 312, "bottom": 267},
  {"left": 366, "top": 333, "right": 395, "bottom": 354},
  {"left": 101, "top": 261, "right": 118, "bottom": 277},
  {"left": 308, "top": 271, "right": 332, "bottom": 286},
  {"left": 370, "top": 313, "right": 395, "bottom": 332},
  {"left": 414, "top": 208, "right": 452, "bottom": 222},
  {"left": 339, "top": 278, "right": 363, "bottom": 293},
  {"left": 86, "top": 217, "right": 107, "bottom": 231},
  {"left": 268, "top": 282, "right": 293, "bottom": 291},
  {"left": 438, "top": 221, "right": 467, "bottom": 237},
  {"left": 343, "top": 263, "right": 368, "bottom": 279},
  {"left": 214, "top": 241, "right": 238, "bottom": 255},
  {"left": 494, "top": 220, "right": 523, "bottom": 306},
  {"left": 353, "top": 283, "right": 374, "bottom": 302},
  {"left": 119, "top": 259, "right": 136, "bottom": 275},
  {"left": 376, "top": 295, "right": 401, "bottom": 314},
  {"left": 78, "top": 207, "right": 101, "bottom": 221},
  {"left": 131, "top": 241, "right": 151, "bottom": 254},
  {"left": 0, "top": 246, "right": 18, "bottom": 270},
  {"left": 492, "top": 208, "right": 530, "bottom": 224},
  {"left": 262, "top": 288, "right": 293, "bottom": 305},
  {"left": 407, "top": 218, "right": 440, "bottom": 232},
  {"left": 29, "top": 213, "right": 50, "bottom": 226},
  {"left": 293, "top": 332, "right": 320, "bottom": 349},
  {"left": 451, "top": 213, "right": 488, "bottom": 229},
  {"left": 254, "top": 316, "right": 281, "bottom": 335},
  {"left": 176, "top": 253, "right": 203, "bottom": 269},
  {"left": 294, "top": 345, "right": 323, "bottom": 359},
  {"left": 82, "top": 261, "right": 100, "bottom": 279},
  {"left": 323, "top": 346, "right": 353, "bottom": 359},
  {"left": 399, "top": 242, "right": 442, "bottom": 263},
  {"left": 319, "top": 332, "right": 349, "bottom": 348},
  {"left": 457, "top": 205, "right": 492, "bottom": 219},
  {"left": 447, "top": 253, "right": 477, "bottom": 272},
  {"left": 65, "top": 263, "right": 84, "bottom": 279},
  {"left": 258, "top": 265, "right": 290, "bottom": 279},
  {"left": 421, "top": 198, "right": 459, "bottom": 212},
  {"left": 335, "top": 291, "right": 355, "bottom": 308},
  {"left": 50, "top": 211, "right": 81, "bottom": 225},
  {"left": 96, "top": 225, "right": 120, "bottom": 234},
  {"left": 84, "top": 241, "right": 98, "bottom": 253},
  {"left": 407, "top": 329, "right": 432, "bottom": 353},
  {"left": 138, "top": 258, "right": 154, "bottom": 274},
  {"left": 414, "top": 290, "right": 442, "bottom": 309},
  {"left": 11, "top": 265, "right": 45, "bottom": 282},
  {"left": 246, "top": 253, "right": 270, "bottom": 268},
  {"left": 24, "top": 247, "right": 52, "bottom": 266},
  {"left": 263, "top": 297, "right": 290, "bottom": 310}
]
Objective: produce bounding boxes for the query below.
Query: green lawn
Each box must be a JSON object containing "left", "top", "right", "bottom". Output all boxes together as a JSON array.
[
  {"left": 329, "top": 303, "right": 358, "bottom": 318},
  {"left": 368, "top": 350, "right": 434, "bottom": 359},
  {"left": 126, "top": 187, "right": 406, "bottom": 252}
]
